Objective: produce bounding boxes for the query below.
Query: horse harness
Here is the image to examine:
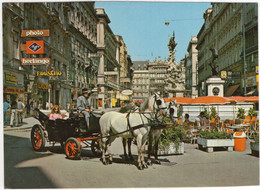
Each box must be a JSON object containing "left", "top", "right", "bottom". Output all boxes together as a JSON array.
[{"left": 125, "top": 96, "right": 167, "bottom": 136}]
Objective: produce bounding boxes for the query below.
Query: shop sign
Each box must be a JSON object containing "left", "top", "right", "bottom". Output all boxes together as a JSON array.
[
  {"left": 38, "top": 83, "right": 49, "bottom": 90},
  {"left": 122, "top": 89, "right": 133, "bottom": 96},
  {"left": 26, "top": 40, "right": 44, "bottom": 54},
  {"left": 4, "top": 87, "right": 24, "bottom": 94},
  {"left": 246, "top": 76, "right": 256, "bottom": 87},
  {"left": 5, "top": 73, "right": 18, "bottom": 85},
  {"left": 36, "top": 71, "right": 62, "bottom": 76},
  {"left": 120, "top": 78, "right": 131, "bottom": 82},
  {"left": 221, "top": 71, "right": 227, "bottom": 79},
  {"left": 21, "top": 29, "right": 50, "bottom": 37},
  {"left": 21, "top": 58, "right": 50, "bottom": 65}
]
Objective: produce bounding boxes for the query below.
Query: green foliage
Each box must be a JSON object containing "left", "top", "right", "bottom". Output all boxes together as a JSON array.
[
  {"left": 253, "top": 133, "right": 259, "bottom": 143},
  {"left": 119, "top": 106, "right": 135, "bottom": 113},
  {"left": 200, "top": 129, "right": 233, "bottom": 139},
  {"left": 247, "top": 108, "right": 256, "bottom": 117},
  {"left": 203, "top": 108, "right": 210, "bottom": 119},
  {"left": 177, "top": 107, "right": 182, "bottom": 119},
  {"left": 237, "top": 108, "right": 246, "bottom": 119},
  {"left": 158, "top": 127, "right": 186, "bottom": 150},
  {"left": 209, "top": 106, "right": 219, "bottom": 120}
]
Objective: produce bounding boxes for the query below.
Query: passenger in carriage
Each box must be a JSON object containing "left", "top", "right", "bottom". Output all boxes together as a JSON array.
[
  {"left": 49, "top": 105, "right": 62, "bottom": 120},
  {"left": 77, "top": 88, "right": 93, "bottom": 129}
]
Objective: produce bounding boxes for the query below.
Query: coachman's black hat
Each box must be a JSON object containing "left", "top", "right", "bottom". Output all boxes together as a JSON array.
[{"left": 82, "top": 88, "right": 90, "bottom": 94}]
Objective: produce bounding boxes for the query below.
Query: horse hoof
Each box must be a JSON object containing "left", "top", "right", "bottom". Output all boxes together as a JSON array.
[
  {"left": 143, "top": 164, "right": 148, "bottom": 169},
  {"left": 155, "top": 160, "right": 161, "bottom": 165},
  {"left": 108, "top": 160, "right": 112, "bottom": 164},
  {"left": 102, "top": 161, "right": 108, "bottom": 165},
  {"left": 147, "top": 160, "right": 152, "bottom": 166},
  {"left": 138, "top": 166, "right": 144, "bottom": 170}
]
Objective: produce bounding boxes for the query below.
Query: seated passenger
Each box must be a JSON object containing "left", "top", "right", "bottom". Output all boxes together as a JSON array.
[{"left": 49, "top": 105, "right": 62, "bottom": 120}]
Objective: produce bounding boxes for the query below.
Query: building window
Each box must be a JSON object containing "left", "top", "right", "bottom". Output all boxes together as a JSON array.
[{"left": 13, "top": 31, "right": 19, "bottom": 59}]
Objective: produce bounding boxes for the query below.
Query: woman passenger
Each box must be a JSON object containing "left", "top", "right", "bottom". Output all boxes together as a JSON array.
[{"left": 49, "top": 105, "right": 62, "bottom": 120}]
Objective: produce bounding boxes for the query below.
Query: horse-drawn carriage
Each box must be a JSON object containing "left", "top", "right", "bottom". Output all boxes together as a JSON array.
[{"left": 30, "top": 108, "right": 102, "bottom": 159}]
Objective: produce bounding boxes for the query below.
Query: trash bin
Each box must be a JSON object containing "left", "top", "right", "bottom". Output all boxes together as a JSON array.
[{"left": 233, "top": 132, "right": 246, "bottom": 151}]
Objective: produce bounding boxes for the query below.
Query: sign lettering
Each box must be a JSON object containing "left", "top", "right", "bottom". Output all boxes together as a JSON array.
[
  {"left": 21, "top": 58, "right": 50, "bottom": 65},
  {"left": 5, "top": 73, "right": 18, "bottom": 84},
  {"left": 21, "top": 29, "right": 50, "bottom": 37},
  {"left": 36, "top": 71, "right": 62, "bottom": 76}
]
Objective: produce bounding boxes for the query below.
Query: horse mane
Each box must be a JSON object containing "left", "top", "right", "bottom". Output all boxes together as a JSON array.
[{"left": 139, "top": 98, "right": 149, "bottom": 112}]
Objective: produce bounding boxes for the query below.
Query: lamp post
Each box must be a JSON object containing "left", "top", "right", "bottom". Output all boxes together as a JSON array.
[{"left": 242, "top": 4, "right": 247, "bottom": 96}]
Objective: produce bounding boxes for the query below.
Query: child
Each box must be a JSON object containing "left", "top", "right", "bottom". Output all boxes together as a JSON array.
[{"left": 49, "top": 105, "right": 62, "bottom": 120}]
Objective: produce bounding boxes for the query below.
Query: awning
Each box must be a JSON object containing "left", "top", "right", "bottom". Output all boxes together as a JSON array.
[
  {"left": 246, "top": 89, "right": 256, "bottom": 96},
  {"left": 225, "top": 84, "right": 240, "bottom": 97}
]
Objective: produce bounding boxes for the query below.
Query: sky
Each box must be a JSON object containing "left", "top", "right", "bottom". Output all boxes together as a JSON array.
[{"left": 95, "top": 1, "right": 212, "bottom": 63}]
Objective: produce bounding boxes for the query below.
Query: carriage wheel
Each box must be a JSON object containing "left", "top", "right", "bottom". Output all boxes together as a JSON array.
[
  {"left": 31, "top": 124, "right": 46, "bottom": 151},
  {"left": 91, "top": 139, "right": 102, "bottom": 157},
  {"left": 65, "top": 137, "right": 81, "bottom": 160}
]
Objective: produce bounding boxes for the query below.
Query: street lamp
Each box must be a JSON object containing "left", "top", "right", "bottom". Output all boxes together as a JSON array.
[{"left": 242, "top": 4, "right": 247, "bottom": 96}]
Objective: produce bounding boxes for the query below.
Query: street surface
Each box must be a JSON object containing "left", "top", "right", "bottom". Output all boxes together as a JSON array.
[{"left": 3, "top": 117, "right": 260, "bottom": 188}]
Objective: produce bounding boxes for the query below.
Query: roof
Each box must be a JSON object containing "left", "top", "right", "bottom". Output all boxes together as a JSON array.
[
  {"left": 132, "top": 61, "right": 148, "bottom": 70},
  {"left": 164, "top": 96, "right": 259, "bottom": 105}
]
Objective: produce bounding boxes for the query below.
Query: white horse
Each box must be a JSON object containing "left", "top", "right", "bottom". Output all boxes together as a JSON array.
[
  {"left": 99, "top": 92, "right": 167, "bottom": 170},
  {"left": 147, "top": 99, "right": 178, "bottom": 165},
  {"left": 166, "top": 99, "right": 178, "bottom": 122}
]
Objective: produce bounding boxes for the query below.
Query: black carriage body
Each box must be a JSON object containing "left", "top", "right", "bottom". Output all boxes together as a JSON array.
[{"left": 34, "top": 109, "right": 101, "bottom": 143}]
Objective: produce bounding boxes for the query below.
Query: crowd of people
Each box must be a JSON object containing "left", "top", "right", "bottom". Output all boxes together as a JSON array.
[{"left": 4, "top": 98, "right": 25, "bottom": 127}]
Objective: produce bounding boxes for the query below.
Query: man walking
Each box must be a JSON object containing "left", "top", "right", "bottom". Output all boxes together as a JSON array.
[
  {"left": 4, "top": 99, "right": 10, "bottom": 125},
  {"left": 10, "top": 98, "right": 18, "bottom": 127},
  {"left": 17, "top": 98, "right": 25, "bottom": 124}
]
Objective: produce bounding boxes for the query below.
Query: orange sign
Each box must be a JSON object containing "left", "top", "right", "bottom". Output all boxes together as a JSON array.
[
  {"left": 21, "top": 29, "right": 50, "bottom": 37},
  {"left": 4, "top": 87, "right": 24, "bottom": 94},
  {"left": 26, "top": 40, "right": 44, "bottom": 54}
]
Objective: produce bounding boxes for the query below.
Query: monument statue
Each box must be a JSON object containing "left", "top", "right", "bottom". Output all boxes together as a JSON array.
[
  {"left": 209, "top": 47, "right": 219, "bottom": 76},
  {"left": 168, "top": 31, "right": 177, "bottom": 52}
]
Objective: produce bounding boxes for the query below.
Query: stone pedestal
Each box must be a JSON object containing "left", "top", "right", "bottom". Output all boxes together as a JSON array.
[{"left": 206, "top": 76, "right": 225, "bottom": 97}]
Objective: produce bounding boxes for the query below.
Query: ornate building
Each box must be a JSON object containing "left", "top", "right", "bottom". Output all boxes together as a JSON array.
[
  {"left": 148, "top": 59, "right": 169, "bottom": 95},
  {"left": 184, "top": 36, "right": 198, "bottom": 98},
  {"left": 197, "top": 3, "right": 258, "bottom": 97},
  {"left": 132, "top": 61, "right": 149, "bottom": 103},
  {"left": 3, "top": 2, "right": 133, "bottom": 111}
]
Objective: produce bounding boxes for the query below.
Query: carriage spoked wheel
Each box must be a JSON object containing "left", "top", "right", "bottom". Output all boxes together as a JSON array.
[
  {"left": 65, "top": 137, "right": 81, "bottom": 160},
  {"left": 91, "top": 139, "right": 102, "bottom": 157},
  {"left": 31, "top": 124, "right": 46, "bottom": 151}
]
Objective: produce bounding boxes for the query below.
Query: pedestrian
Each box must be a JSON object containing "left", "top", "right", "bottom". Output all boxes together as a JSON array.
[
  {"left": 17, "top": 98, "right": 25, "bottom": 124},
  {"left": 197, "top": 112, "right": 209, "bottom": 130},
  {"left": 77, "top": 88, "right": 93, "bottom": 132},
  {"left": 3, "top": 99, "right": 10, "bottom": 125},
  {"left": 10, "top": 98, "right": 18, "bottom": 127},
  {"left": 49, "top": 105, "right": 62, "bottom": 120},
  {"left": 46, "top": 102, "right": 50, "bottom": 110}
]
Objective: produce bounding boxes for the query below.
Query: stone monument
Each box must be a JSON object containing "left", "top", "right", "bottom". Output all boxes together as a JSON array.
[{"left": 206, "top": 47, "right": 225, "bottom": 97}]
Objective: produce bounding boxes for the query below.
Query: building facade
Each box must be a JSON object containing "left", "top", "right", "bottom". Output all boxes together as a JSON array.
[
  {"left": 3, "top": 2, "right": 132, "bottom": 112},
  {"left": 148, "top": 59, "right": 169, "bottom": 95},
  {"left": 132, "top": 61, "right": 149, "bottom": 103},
  {"left": 184, "top": 36, "right": 198, "bottom": 98},
  {"left": 197, "top": 3, "right": 258, "bottom": 97}
]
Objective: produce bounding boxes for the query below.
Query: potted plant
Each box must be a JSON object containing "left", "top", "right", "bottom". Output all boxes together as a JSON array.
[
  {"left": 237, "top": 108, "right": 246, "bottom": 119},
  {"left": 250, "top": 133, "right": 259, "bottom": 157},
  {"left": 197, "top": 129, "right": 234, "bottom": 153},
  {"left": 157, "top": 126, "right": 186, "bottom": 155}
]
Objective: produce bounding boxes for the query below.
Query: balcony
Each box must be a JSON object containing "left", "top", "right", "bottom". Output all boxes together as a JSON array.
[{"left": 106, "top": 79, "right": 119, "bottom": 90}]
